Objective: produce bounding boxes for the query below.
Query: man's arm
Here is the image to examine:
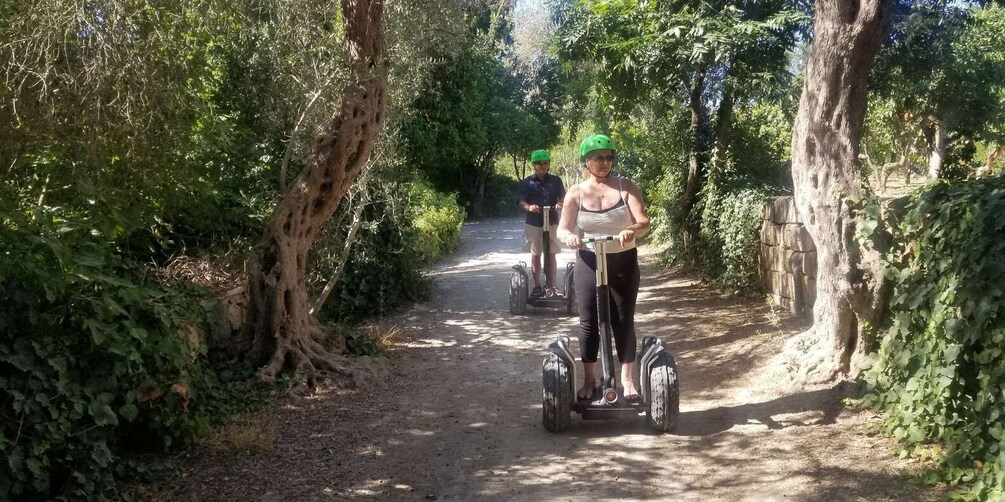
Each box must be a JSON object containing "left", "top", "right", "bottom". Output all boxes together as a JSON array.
[{"left": 517, "top": 180, "right": 539, "bottom": 213}]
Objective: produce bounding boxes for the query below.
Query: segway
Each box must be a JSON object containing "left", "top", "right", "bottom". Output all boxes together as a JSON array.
[
  {"left": 509, "top": 206, "right": 576, "bottom": 315},
  {"left": 542, "top": 235, "right": 679, "bottom": 433}
]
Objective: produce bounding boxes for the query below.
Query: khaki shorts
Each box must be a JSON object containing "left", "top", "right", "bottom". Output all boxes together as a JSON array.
[{"left": 523, "top": 224, "right": 563, "bottom": 254}]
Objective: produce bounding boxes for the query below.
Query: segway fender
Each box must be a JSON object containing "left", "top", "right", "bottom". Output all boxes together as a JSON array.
[
  {"left": 638, "top": 336, "right": 666, "bottom": 403},
  {"left": 511, "top": 262, "right": 529, "bottom": 279},
  {"left": 563, "top": 262, "right": 577, "bottom": 316},
  {"left": 509, "top": 263, "right": 529, "bottom": 315},
  {"left": 546, "top": 336, "right": 577, "bottom": 403}
]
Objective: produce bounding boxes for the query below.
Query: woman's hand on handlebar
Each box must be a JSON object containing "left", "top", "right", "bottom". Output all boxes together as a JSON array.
[
  {"left": 564, "top": 234, "right": 581, "bottom": 249},
  {"left": 618, "top": 229, "right": 635, "bottom": 248}
]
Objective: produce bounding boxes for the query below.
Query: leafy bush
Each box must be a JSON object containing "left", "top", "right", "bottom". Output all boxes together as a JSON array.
[
  {"left": 313, "top": 179, "right": 464, "bottom": 324},
  {"left": 862, "top": 175, "right": 1005, "bottom": 499},
  {"left": 697, "top": 181, "right": 777, "bottom": 292},
  {"left": 478, "top": 172, "right": 523, "bottom": 218},
  {"left": 0, "top": 211, "right": 251, "bottom": 499},
  {"left": 410, "top": 181, "right": 466, "bottom": 265}
]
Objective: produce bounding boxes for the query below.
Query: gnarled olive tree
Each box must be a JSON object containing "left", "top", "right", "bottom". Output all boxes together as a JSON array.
[
  {"left": 788, "top": 0, "right": 893, "bottom": 383},
  {"left": 245, "top": 0, "right": 387, "bottom": 382}
]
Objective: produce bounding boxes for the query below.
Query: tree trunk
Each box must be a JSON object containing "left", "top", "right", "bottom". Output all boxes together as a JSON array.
[
  {"left": 681, "top": 66, "right": 708, "bottom": 263},
  {"left": 879, "top": 153, "right": 907, "bottom": 192},
  {"left": 711, "top": 76, "right": 735, "bottom": 173},
  {"left": 470, "top": 147, "right": 496, "bottom": 217},
  {"left": 513, "top": 153, "right": 520, "bottom": 179},
  {"left": 926, "top": 118, "right": 946, "bottom": 180},
  {"left": 788, "top": 0, "right": 893, "bottom": 384},
  {"left": 244, "top": 0, "right": 387, "bottom": 383},
  {"left": 978, "top": 143, "right": 1003, "bottom": 176}
]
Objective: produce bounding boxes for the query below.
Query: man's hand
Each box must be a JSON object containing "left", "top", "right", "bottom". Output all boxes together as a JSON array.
[
  {"left": 528, "top": 204, "right": 541, "bottom": 213},
  {"left": 555, "top": 202, "right": 563, "bottom": 211}
]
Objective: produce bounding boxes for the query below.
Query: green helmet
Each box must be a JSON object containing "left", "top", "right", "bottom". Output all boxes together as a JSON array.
[
  {"left": 579, "top": 134, "right": 616, "bottom": 158},
  {"left": 530, "top": 149, "right": 551, "bottom": 163}
]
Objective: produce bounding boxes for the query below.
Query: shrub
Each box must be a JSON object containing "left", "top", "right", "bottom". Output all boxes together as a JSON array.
[
  {"left": 410, "top": 181, "right": 466, "bottom": 265},
  {"left": 0, "top": 211, "right": 239, "bottom": 499},
  {"left": 469, "top": 171, "right": 521, "bottom": 218},
  {"left": 697, "top": 181, "right": 776, "bottom": 292},
  {"left": 862, "top": 175, "right": 1005, "bottom": 499}
]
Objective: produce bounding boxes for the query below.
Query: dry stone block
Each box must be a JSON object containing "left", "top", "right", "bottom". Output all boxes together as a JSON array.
[
  {"left": 801, "top": 251, "right": 818, "bottom": 278},
  {"left": 765, "top": 271, "right": 796, "bottom": 299},
  {"left": 783, "top": 224, "right": 816, "bottom": 252},
  {"left": 760, "top": 221, "right": 782, "bottom": 246},
  {"left": 801, "top": 276, "right": 817, "bottom": 308},
  {"left": 765, "top": 248, "right": 794, "bottom": 273},
  {"left": 213, "top": 286, "right": 248, "bottom": 347},
  {"left": 769, "top": 293, "right": 795, "bottom": 313},
  {"left": 766, "top": 196, "right": 799, "bottom": 224}
]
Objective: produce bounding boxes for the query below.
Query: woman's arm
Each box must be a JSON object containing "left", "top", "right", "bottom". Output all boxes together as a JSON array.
[
  {"left": 556, "top": 185, "right": 581, "bottom": 248},
  {"left": 619, "top": 178, "right": 651, "bottom": 245}
]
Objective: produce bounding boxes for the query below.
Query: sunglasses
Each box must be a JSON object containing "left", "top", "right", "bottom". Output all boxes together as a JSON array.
[{"left": 587, "top": 154, "right": 616, "bottom": 162}]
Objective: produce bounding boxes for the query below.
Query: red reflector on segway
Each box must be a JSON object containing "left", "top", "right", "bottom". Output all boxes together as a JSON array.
[{"left": 605, "top": 390, "right": 618, "bottom": 402}]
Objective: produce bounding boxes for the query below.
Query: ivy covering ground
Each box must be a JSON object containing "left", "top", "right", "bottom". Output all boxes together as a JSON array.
[
  {"left": 0, "top": 212, "right": 257, "bottom": 499},
  {"left": 862, "top": 175, "right": 1005, "bottom": 500},
  {"left": 0, "top": 182, "right": 465, "bottom": 499}
]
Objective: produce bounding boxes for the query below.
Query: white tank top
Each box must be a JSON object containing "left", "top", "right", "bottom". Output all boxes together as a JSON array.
[{"left": 577, "top": 178, "right": 636, "bottom": 253}]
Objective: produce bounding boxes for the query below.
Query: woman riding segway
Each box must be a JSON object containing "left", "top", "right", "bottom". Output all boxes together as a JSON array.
[{"left": 556, "top": 134, "right": 649, "bottom": 402}]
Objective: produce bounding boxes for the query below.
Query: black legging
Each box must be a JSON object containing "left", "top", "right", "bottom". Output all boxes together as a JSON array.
[{"left": 575, "top": 247, "right": 640, "bottom": 364}]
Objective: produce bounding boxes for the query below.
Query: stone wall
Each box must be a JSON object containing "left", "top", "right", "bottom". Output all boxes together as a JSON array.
[{"left": 760, "top": 196, "right": 817, "bottom": 315}]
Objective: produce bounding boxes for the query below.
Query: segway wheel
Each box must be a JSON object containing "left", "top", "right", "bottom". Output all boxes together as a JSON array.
[
  {"left": 542, "top": 353, "right": 572, "bottom": 432},
  {"left": 509, "top": 270, "right": 527, "bottom": 315},
  {"left": 646, "top": 352, "right": 680, "bottom": 433}
]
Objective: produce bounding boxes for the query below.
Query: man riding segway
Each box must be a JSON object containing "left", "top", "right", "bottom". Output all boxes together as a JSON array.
[{"left": 517, "top": 149, "right": 565, "bottom": 298}]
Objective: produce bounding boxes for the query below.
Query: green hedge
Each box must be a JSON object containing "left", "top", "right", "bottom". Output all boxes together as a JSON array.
[
  {"left": 697, "top": 181, "right": 776, "bottom": 292},
  {"left": 315, "top": 181, "right": 465, "bottom": 324},
  {"left": 0, "top": 212, "right": 251, "bottom": 499},
  {"left": 410, "top": 181, "right": 466, "bottom": 265},
  {"left": 862, "top": 175, "right": 1005, "bottom": 499}
]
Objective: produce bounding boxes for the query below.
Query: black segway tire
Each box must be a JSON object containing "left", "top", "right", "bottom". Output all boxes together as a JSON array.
[
  {"left": 646, "top": 353, "right": 680, "bottom": 433},
  {"left": 542, "top": 353, "right": 572, "bottom": 432},
  {"left": 509, "top": 271, "right": 527, "bottom": 315}
]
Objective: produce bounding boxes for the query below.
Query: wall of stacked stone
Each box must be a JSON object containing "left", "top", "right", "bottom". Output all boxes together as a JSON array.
[{"left": 760, "top": 196, "right": 817, "bottom": 315}]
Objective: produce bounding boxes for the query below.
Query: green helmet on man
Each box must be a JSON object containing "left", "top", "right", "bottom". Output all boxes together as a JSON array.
[
  {"left": 530, "top": 149, "right": 551, "bottom": 163},
  {"left": 579, "top": 134, "right": 616, "bottom": 159}
]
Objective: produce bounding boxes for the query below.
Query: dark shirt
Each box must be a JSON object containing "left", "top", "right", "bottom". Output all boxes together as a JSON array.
[{"left": 518, "top": 173, "right": 565, "bottom": 227}]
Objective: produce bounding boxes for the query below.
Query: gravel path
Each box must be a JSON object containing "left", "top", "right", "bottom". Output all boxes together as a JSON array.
[{"left": 150, "top": 218, "right": 938, "bottom": 501}]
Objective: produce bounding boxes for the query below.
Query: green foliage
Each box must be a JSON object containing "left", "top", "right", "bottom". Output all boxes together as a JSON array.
[
  {"left": 610, "top": 100, "right": 788, "bottom": 286},
  {"left": 870, "top": 3, "right": 1005, "bottom": 177},
  {"left": 410, "top": 181, "right": 466, "bottom": 266},
  {"left": 311, "top": 175, "right": 465, "bottom": 325},
  {"left": 318, "top": 198, "right": 429, "bottom": 324},
  {"left": 609, "top": 104, "right": 690, "bottom": 254},
  {"left": 0, "top": 210, "right": 271, "bottom": 499},
  {"left": 862, "top": 175, "right": 1005, "bottom": 499},
  {"left": 697, "top": 182, "right": 777, "bottom": 292},
  {"left": 0, "top": 0, "right": 475, "bottom": 498},
  {"left": 401, "top": 22, "right": 560, "bottom": 217}
]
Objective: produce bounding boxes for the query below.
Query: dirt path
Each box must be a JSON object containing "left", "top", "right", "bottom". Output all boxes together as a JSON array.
[{"left": 152, "top": 218, "right": 937, "bottom": 501}]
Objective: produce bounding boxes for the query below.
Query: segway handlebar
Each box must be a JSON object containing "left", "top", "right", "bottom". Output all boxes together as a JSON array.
[{"left": 581, "top": 235, "right": 621, "bottom": 244}]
